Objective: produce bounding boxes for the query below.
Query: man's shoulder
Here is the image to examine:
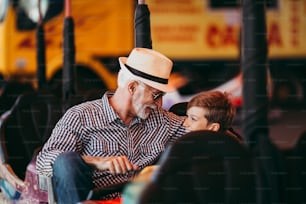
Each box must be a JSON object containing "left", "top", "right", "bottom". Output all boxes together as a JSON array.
[
  {"left": 62, "top": 99, "right": 112, "bottom": 127},
  {"left": 67, "top": 99, "right": 103, "bottom": 114},
  {"left": 149, "top": 108, "right": 185, "bottom": 125}
]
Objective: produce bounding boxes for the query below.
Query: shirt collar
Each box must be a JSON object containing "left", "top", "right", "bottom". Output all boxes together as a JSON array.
[
  {"left": 101, "top": 91, "right": 120, "bottom": 124},
  {"left": 101, "top": 91, "right": 143, "bottom": 126}
]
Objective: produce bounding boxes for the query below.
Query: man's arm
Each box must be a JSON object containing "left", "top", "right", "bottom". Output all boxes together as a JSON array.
[
  {"left": 36, "top": 109, "right": 84, "bottom": 176},
  {"left": 82, "top": 155, "right": 138, "bottom": 175},
  {"left": 37, "top": 107, "right": 139, "bottom": 177}
]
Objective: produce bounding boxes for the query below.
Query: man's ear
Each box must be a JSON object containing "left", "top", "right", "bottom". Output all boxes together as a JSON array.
[
  {"left": 209, "top": 123, "right": 220, "bottom": 132},
  {"left": 127, "top": 81, "right": 137, "bottom": 94}
]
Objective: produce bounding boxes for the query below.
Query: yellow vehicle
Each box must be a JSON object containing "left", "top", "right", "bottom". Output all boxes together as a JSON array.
[
  {"left": 0, "top": 0, "right": 305, "bottom": 104},
  {"left": 0, "top": 0, "right": 134, "bottom": 92},
  {"left": 146, "top": 0, "right": 306, "bottom": 105},
  {"left": 147, "top": 0, "right": 306, "bottom": 59}
]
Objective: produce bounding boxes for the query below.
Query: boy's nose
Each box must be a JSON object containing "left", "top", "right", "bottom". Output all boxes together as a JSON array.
[{"left": 183, "top": 119, "right": 189, "bottom": 127}]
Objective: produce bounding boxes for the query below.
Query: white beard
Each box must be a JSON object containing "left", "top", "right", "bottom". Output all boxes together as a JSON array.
[
  {"left": 132, "top": 84, "right": 157, "bottom": 119},
  {"left": 134, "top": 102, "right": 157, "bottom": 119}
]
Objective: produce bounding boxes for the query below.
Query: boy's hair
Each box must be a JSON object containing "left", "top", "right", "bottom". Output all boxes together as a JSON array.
[{"left": 187, "top": 91, "right": 236, "bottom": 131}]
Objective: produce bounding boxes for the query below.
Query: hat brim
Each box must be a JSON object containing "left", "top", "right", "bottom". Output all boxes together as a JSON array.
[{"left": 119, "top": 57, "right": 175, "bottom": 93}]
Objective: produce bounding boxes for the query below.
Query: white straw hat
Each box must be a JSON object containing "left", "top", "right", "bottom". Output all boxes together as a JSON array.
[{"left": 119, "top": 48, "right": 175, "bottom": 92}]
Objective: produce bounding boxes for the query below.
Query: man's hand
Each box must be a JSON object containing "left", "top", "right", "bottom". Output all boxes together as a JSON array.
[{"left": 82, "top": 155, "right": 138, "bottom": 174}]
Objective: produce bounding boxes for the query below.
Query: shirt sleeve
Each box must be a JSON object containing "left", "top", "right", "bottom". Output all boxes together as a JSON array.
[
  {"left": 170, "top": 118, "right": 186, "bottom": 143},
  {"left": 165, "top": 111, "right": 187, "bottom": 144},
  {"left": 36, "top": 108, "right": 84, "bottom": 177}
]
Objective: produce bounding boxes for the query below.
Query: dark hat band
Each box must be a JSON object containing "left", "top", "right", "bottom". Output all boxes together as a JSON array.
[{"left": 124, "top": 64, "right": 168, "bottom": 84}]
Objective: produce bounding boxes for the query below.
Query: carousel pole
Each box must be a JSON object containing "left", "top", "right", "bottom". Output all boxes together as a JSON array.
[
  {"left": 62, "top": 0, "right": 76, "bottom": 101},
  {"left": 36, "top": 0, "right": 47, "bottom": 90},
  {"left": 135, "top": 0, "right": 152, "bottom": 48},
  {"left": 241, "top": 0, "right": 283, "bottom": 203}
]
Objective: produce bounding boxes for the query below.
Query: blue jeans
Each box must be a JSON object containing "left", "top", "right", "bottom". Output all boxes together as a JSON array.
[{"left": 52, "top": 152, "right": 94, "bottom": 204}]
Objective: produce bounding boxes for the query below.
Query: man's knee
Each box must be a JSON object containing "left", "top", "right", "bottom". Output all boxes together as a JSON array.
[
  {"left": 53, "top": 152, "right": 86, "bottom": 178},
  {"left": 54, "top": 151, "right": 79, "bottom": 167}
]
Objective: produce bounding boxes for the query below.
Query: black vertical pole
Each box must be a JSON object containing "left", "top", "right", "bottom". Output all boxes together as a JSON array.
[
  {"left": 241, "top": 0, "right": 283, "bottom": 203},
  {"left": 62, "top": 0, "right": 76, "bottom": 100},
  {"left": 135, "top": 0, "right": 152, "bottom": 48},
  {"left": 241, "top": 0, "right": 269, "bottom": 143},
  {"left": 36, "top": 0, "right": 47, "bottom": 90}
]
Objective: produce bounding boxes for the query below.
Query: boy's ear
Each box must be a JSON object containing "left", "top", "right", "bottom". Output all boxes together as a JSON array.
[{"left": 209, "top": 122, "right": 220, "bottom": 132}]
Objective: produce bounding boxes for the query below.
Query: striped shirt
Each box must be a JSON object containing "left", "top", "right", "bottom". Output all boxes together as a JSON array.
[{"left": 36, "top": 91, "right": 186, "bottom": 189}]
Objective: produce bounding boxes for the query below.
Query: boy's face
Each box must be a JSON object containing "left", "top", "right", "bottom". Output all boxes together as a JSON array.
[{"left": 183, "top": 106, "right": 213, "bottom": 132}]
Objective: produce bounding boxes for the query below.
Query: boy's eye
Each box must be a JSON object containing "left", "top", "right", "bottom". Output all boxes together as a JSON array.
[{"left": 189, "top": 116, "right": 197, "bottom": 122}]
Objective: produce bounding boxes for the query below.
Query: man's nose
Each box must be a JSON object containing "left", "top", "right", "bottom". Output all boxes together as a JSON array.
[{"left": 154, "top": 97, "right": 162, "bottom": 106}]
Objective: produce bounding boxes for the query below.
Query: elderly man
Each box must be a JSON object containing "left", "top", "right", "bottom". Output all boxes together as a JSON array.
[{"left": 36, "top": 48, "right": 186, "bottom": 203}]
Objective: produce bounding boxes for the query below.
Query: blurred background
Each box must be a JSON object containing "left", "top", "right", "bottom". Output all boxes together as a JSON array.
[
  {"left": 0, "top": 0, "right": 306, "bottom": 203},
  {"left": 0, "top": 0, "right": 305, "bottom": 146}
]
